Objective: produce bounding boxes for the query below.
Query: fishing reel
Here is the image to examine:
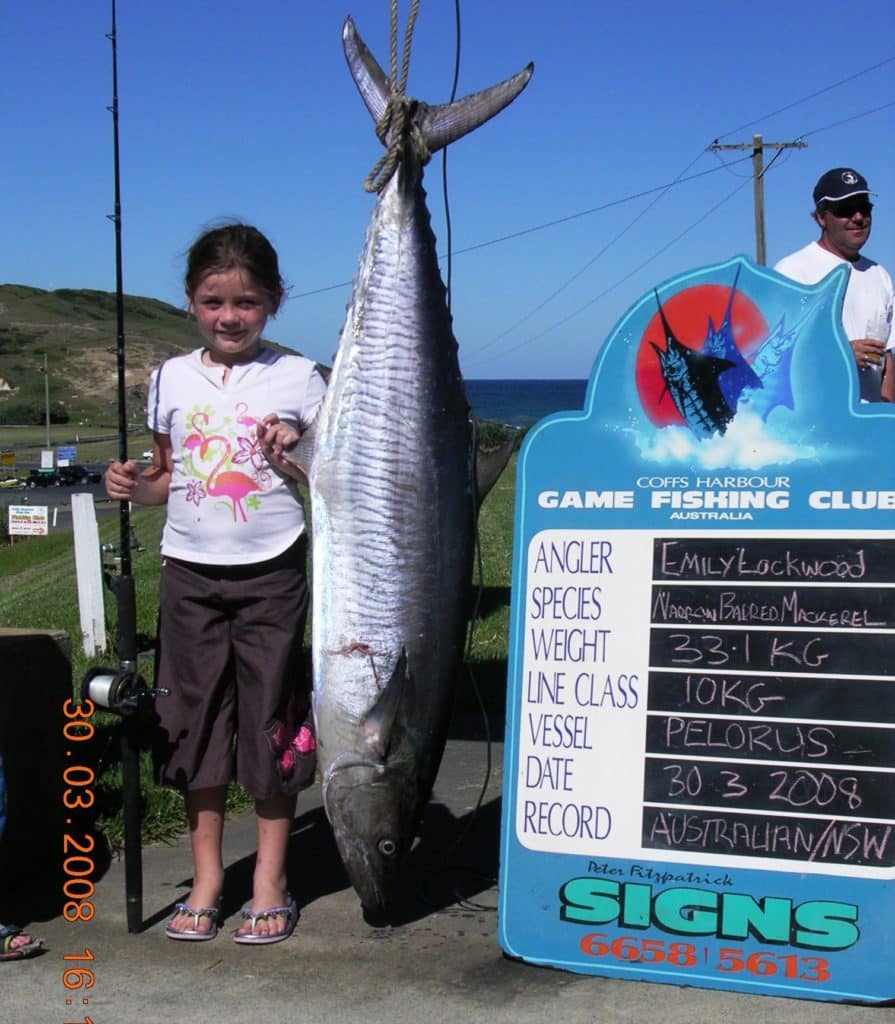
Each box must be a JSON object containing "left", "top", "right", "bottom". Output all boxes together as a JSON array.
[{"left": 81, "top": 662, "right": 168, "bottom": 716}]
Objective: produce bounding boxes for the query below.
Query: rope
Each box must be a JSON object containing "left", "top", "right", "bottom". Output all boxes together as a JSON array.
[{"left": 363, "top": 0, "right": 429, "bottom": 193}]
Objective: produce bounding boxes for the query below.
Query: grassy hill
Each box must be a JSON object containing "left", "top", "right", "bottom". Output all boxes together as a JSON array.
[
  {"left": 0, "top": 283, "right": 302, "bottom": 428},
  {"left": 0, "top": 284, "right": 518, "bottom": 468}
]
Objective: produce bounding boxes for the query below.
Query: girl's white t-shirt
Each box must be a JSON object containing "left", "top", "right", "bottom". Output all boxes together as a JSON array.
[{"left": 147, "top": 347, "right": 326, "bottom": 565}]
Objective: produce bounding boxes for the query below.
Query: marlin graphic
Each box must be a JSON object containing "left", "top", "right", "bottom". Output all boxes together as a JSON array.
[
  {"left": 737, "top": 312, "right": 804, "bottom": 419},
  {"left": 650, "top": 270, "right": 817, "bottom": 439},
  {"left": 651, "top": 291, "right": 737, "bottom": 438},
  {"left": 701, "top": 267, "right": 763, "bottom": 411}
]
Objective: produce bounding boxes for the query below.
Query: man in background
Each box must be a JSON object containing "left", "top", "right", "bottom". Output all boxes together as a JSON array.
[{"left": 775, "top": 167, "right": 894, "bottom": 402}]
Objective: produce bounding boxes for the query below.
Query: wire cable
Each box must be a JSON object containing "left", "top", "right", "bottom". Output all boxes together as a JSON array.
[
  {"left": 713, "top": 56, "right": 895, "bottom": 141},
  {"left": 474, "top": 175, "right": 752, "bottom": 365},
  {"left": 477, "top": 150, "right": 713, "bottom": 354},
  {"left": 441, "top": 0, "right": 461, "bottom": 311},
  {"left": 291, "top": 157, "right": 753, "bottom": 300}
]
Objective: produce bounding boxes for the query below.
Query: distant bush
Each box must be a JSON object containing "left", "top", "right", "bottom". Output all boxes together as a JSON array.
[
  {"left": 474, "top": 419, "right": 527, "bottom": 450},
  {"left": 0, "top": 401, "right": 69, "bottom": 426}
]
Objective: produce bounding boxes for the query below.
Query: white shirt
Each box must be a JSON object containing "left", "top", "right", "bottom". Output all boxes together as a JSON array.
[
  {"left": 148, "top": 347, "right": 326, "bottom": 565},
  {"left": 774, "top": 242, "right": 894, "bottom": 402}
]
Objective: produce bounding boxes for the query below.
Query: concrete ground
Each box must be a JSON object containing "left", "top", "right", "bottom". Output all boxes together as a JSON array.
[{"left": 4, "top": 717, "right": 890, "bottom": 1024}]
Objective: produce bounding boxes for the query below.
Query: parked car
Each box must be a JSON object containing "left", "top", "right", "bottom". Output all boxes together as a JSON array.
[
  {"left": 57, "top": 464, "right": 103, "bottom": 486},
  {"left": 22, "top": 469, "right": 60, "bottom": 488}
]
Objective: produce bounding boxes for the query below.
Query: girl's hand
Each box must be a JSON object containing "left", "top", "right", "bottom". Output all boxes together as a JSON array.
[
  {"left": 258, "top": 414, "right": 304, "bottom": 480},
  {"left": 104, "top": 460, "right": 139, "bottom": 501}
]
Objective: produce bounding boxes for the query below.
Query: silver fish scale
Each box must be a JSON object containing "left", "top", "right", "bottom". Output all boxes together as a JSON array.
[{"left": 310, "top": 174, "right": 473, "bottom": 750}]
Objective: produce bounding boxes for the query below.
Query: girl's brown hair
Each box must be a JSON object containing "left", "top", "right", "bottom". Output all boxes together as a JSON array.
[{"left": 185, "top": 223, "right": 285, "bottom": 312}]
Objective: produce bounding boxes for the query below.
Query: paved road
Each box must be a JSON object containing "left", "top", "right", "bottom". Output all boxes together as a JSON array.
[{"left": 0, "top": 481, "right": 115, "bottom": 531}]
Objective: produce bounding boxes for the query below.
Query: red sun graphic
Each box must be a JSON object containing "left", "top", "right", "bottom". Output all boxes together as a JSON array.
[{"left": 635, "top": 284, "right": 768, "bottom": 427}]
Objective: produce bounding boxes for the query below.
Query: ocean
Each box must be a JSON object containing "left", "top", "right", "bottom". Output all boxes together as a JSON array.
[{"left": 465, "top": 379, "right": 587, "bottom": 427}]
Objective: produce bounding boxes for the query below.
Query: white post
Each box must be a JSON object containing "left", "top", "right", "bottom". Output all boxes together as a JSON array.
[{"left": 71, "top": 493, "right": 108, "bottom": 657}]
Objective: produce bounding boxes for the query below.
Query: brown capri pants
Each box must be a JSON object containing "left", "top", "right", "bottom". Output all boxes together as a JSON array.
[{"left": 152, "top": 536, "right": 311, "bottom": 800}]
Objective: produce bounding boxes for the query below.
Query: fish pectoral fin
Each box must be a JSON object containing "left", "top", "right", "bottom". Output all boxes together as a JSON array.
[
  {"left": 362, "top": 647, "right": 412, "bottom": 760},
  {"left": 475, "top": 432, "right": 519, "bottom": 509}
]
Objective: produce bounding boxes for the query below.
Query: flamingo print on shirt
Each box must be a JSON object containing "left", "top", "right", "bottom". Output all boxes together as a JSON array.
[{"left": 182, "top": 405, "right": 274, "bottom": 522}]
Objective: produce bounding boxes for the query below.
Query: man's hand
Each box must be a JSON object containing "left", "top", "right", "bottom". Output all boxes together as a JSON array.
[{"left": 851, "top": 338, "right": 886, "bottom": 369}]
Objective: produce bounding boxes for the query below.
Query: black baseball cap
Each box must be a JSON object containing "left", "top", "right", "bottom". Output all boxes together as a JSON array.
[{"left": 813, "top": 167, "right": 872, "bottom": 205}]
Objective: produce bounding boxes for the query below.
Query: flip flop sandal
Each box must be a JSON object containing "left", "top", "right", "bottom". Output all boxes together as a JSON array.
[
  {"left": 164, "top": 901, "right": 222, "bottom": 941},
  {"left": 233, "top": 896, "right": 298, "bottom": 945},
  {"left": 0, "top": 924, "right": 43, "bottom": 961}
]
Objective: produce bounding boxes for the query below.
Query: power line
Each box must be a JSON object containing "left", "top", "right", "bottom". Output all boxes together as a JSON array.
[
  {"left": 469, "top": 92, "right": 892, "bottom": 367},
  {"left": 476, "top": 152, "right": 710, "bottom": 354},
  {"left": 713, "top": 55, "right": 895, "bottom": 141},
  {"left": 708, "top": 135, "right": 807, "bottom": 264},
  {"left": 472, "top": 176, "right": 752, "bottom": 367},
  {"left": 448, "top": 159, "right": 753, "bottom": 257},
  {"left": 292, "top": 97, "right": 893, "bottom": 303},
  {"left": 291, "top": 59, "right": 894, "bottom": 321},
  {"left": 291, "top": 157, "right": 753, "bottom": 300},
  {"left": 799, "top": 97, "right": 895, "bottom": 139}
]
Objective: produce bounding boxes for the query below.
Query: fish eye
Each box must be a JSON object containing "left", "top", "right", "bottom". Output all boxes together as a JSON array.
[{"left": 378, "top": 838, "right": 397, "bottom": 857}]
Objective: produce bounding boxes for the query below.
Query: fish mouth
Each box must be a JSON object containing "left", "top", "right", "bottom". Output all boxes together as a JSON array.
[{"left": 322, "top": 757, "right": 415, "bottom": 918}]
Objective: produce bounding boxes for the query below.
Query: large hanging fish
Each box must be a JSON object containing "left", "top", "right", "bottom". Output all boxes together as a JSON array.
[{"left": 308, "top": 17, "right": 532, "bottom": 918}]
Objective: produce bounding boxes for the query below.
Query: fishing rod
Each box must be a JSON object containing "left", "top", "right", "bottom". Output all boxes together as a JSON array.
[
  {"left": 107, "top": 0, "right": 144, "bottom": 935},
  {"left": 81, "top": 0, "right": 163, "bottom": 934}
]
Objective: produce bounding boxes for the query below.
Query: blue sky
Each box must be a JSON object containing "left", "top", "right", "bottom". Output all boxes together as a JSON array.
[{"left": 3, "top": 1, "right": 893, "bottom": 379}]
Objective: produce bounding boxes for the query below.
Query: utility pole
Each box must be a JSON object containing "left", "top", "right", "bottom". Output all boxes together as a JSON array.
[
  {"left": 39, "top": 353, "right": 51, "bottom": 450},
  {"left": 709, "top": 134, "right": 806, "bottom": 265}
]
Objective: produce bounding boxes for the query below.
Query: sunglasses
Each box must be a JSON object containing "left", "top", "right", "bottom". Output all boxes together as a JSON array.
[{"left": 824, "top": 199, "right": 873, "bottom": 219}]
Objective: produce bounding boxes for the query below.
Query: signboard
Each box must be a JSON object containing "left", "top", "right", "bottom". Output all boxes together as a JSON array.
[
  {"left": 498, "top": 255, "right": 894, "bottom": 1003},
  {"left": 57, "top": 445, "right": 76, "bottom": 466},
  {"left": 40, "top": 449, "right": 54, "bottom": 470},
  {"left": 8, "top": 505, "right": 49, "bottom": 537}
]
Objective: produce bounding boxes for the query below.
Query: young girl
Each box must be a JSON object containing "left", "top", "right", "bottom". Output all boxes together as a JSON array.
[{"left": 105, "top": 224, "right": 325, "bottom": 944}]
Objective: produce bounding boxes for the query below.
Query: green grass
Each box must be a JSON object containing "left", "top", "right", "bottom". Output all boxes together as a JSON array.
[{"left": 0, "top": 461, "right": 518, "bottom": 852}]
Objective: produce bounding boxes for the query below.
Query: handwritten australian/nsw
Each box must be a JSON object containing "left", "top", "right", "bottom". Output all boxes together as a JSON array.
[{"left": 645, "top": 536, "right": 895, "bottom": 873}]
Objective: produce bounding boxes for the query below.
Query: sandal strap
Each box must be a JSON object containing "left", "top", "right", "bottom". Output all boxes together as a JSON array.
[
  {"left": 0, "top": 924, "right": 22, "bottom": 952},
  {"left": 172, "top": 902, "right": 220, "bottom": 928},
  {"left": 239, "top": 898, "right": 293, "bottom": 930}
]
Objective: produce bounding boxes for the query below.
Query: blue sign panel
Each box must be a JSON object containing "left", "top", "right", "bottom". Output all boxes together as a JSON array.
[{"left": 498, "top": 255, "right": 894, "bottom": 1003}]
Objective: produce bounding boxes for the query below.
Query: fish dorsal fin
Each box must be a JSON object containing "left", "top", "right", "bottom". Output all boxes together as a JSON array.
[
  {"left": 362, "top": 648, "right": 412, "bottom": 760},
  {"left": 343, "top": 17, "right": 533, "bottom": 158}
]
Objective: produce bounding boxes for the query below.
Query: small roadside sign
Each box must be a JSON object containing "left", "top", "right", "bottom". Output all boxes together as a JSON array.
[{"left": 8, "top": 505, "right": 49, "bottom": 537}]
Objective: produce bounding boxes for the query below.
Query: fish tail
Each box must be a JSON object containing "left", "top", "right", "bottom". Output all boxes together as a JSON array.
[{"left": 342, "top": 16, "right": 533, "bottom": 157}]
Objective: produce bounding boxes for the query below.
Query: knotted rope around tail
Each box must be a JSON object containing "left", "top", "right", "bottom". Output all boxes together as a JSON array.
[
  {"left": 362, "top": 0, "right": 428, "bottom": 194},
  {"left": 363, "top": 95, "right": 431, "bottom": 193}
]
